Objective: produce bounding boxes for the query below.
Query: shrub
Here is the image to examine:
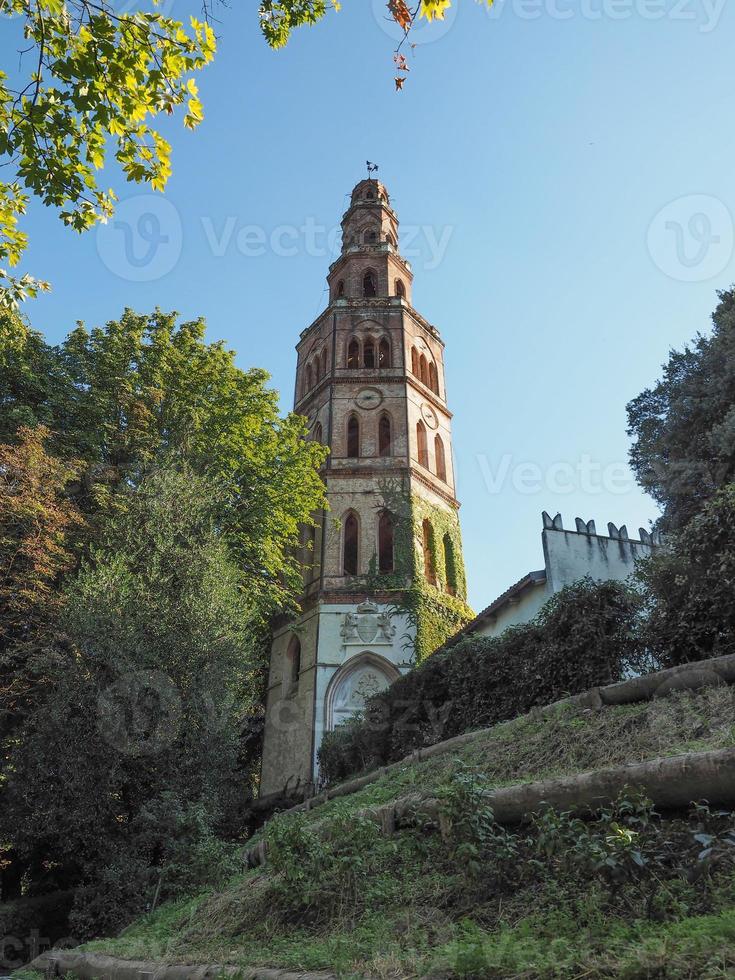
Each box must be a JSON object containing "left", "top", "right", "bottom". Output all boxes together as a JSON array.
[{"left": 318, "top": 579, "right": 644, "bottom": 785}]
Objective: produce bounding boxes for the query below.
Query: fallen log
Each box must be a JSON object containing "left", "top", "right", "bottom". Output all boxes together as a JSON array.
[{"left": 30, "top": 949, "right": 336, "bottom": 980}]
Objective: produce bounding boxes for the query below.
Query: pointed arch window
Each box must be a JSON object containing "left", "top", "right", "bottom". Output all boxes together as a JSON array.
[
  {"left": 434, "top": 434, "right": 447, "bottom": 482},
  {"left": 336, "top": 280, "right": 345, "bottom": 298},
  {"left": 314, "top": 357, "right": 322, "bottom": 382},
  {"left": 411, "top": 347, "right": 419, "bottom": 376},
  {"left": 419, "top": 354, "right": 429, "bottom": 387},
  {"left": 429, "top": 362, "right": 438, "bottom": 394},
  {"left": 286, "top": 635, "right": 301, "bottom": 692},
  {"left": 365, "top": 229, "right": 377, "bottom": 244},
  {"left": 363, "top": 270, "right": 377, "bottom": 298},
  {"left": 378, "top": 337, "right": 391, "bottom": 368},
  {"left": 313, "top": 421, "right": 323, "bottom": 444},
  {"left": 443, "top": 533, "right": 457, "bottom": 596},
  {"left": 422, "top": 519, "right": 437, "bottom": 586},
  {"left": 321, "top": 348, "right": 328, "bottom": 378},
  {"left": 347, "top": 414, "right": 360, "bottom": 458},
  {"left": 395, "top": 279, "right": 405, "bottom": 298},
  {"left": 378, "top": 511, "right": 394, "bottom": 574},
  {"left": 343, "top": 512, "right": 359, "bottom": 576},
  {"left": 347, "top": 339, "right": 360, "bottom": 369},
  {"left": 379, "top": 414, "right": 392, "bottom": 457},
  {"left": 306, "top": 363, "right": 314, "bottom": 392},
  {"left": 416, "top": 420, "right": 428, "bottom": 468},
  {"left": 363, "top": 339, "right": 375, "bottom": 369}
]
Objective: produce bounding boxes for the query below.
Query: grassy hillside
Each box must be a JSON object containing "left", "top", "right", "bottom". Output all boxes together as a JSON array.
[{"left": 82, "top": 687, "right": 735, "bottom": 979}]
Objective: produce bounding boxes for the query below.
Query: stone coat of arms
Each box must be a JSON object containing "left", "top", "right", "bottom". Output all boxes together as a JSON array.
[{"left": 340, "top": 601, "right": 396, "bottom": 646}]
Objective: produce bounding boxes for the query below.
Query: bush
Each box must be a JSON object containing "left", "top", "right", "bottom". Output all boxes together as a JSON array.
[{"left": 318, "top": 579, "right": 644, "bottom": 785}]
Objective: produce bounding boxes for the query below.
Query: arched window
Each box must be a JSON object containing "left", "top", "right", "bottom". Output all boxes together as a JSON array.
[
  {"left": 416, "top": 420, "right": 428, "bottom": 468},
  {"left": 387, "top": 233, "right": 397, "bottom": 248},
  {"left": 321, "top": 348, "right": 328, "bottom": 378},
  {"left": 378, "top": 414, "right": 392, "bottom": 457},
  {"left": 429, "top": 361, "right": 438, "bottom": 394},
  {"left": 314, "top": 357, "right": 322, "bottom": 382},
  {"left": 366, "top": 189, "right": 374, "bottom": 200},
  {"left": 336, "top": 280, "right": 345, "bottom": 298},
  {"left": 363, "top": 270, "right": 377, "bottom": 297},
  {"left": 313, "top": 421, "right": 323, "bottom": 444},
  {"left": 419, "top": 354, "right": 429, "bottom": 387},
  {"left": 347, "top": 338, "right": 360, "bottom": 369},
  {"left": 343, "top": 512, "right": 359, "bottom": 576},
  {"left": 434, "top": 434, "right": 447, "bottom": 482},
  {"left": 286, "top": 635, "right": 301, "bottom": 692},
  {"left": 443, "top": 533, "right": 457, "bottom": 596},
  {"left": 363, "top": 339, "right": 375, "bottom": 369},
  {"left": 422, "top": 519, "right": 436, "bottom": 586},
  {"left": 395, "top": 279, "right": 405, "bottom": 298},
  {"left": 378, "top": 511, "right": 394, "bottom": 574},
  {"left": 378, "top": 337, "right": 391, "bottom": 368},
  {"left": 306, "top": 363, "right": 313, "bottom": 392},
  {"left": 365, "top": 229, "right": 377, "bottom": 244},
  {"left": 347, "top": 414, "right": 360, "bottom": 458},
  {"left": 411, "top": 347, "right": 419, "bottom": 376}
]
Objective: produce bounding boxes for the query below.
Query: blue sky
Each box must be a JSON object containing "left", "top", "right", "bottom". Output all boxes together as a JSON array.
[{"left": 10, "top": 0, "right": 735, "bottom": 610}]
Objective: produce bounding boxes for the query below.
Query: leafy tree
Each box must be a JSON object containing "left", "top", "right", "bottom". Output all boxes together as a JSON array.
[
  {"left": 0, "top": 424, "right": 83, "bottom": 648},
  {"left": 0, "top": 308, "right": 328, "bottom": 613},
  {"left": 627, "top": 288, "right": 735, "bottom": 532},
  {"left": 0, "top": 468, "right": 256, "bottom": 933},
  {"left": 637, "top": 485, "right": 735, "bottom": 667}
]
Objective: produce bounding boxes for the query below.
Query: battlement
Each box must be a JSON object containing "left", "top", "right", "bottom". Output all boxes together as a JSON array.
[{"left": 541, "top": 511, "right": 663, "bottom": 547}]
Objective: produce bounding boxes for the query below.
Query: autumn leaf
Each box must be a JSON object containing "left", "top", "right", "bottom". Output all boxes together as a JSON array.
[
  {"left": 388, "top": 0, "right": 413, "bottom": 31},
  {"left": 395, "top": 76, "right": 405, "bottom": 90}
]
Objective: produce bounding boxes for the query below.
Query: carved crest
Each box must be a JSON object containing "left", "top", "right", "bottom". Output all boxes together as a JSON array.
[
  {"left": 340, "top": 601, "right": 395, "bottom": 646},
  {"left": 356, "top": 601, "right": 379, "bottom": 643}
]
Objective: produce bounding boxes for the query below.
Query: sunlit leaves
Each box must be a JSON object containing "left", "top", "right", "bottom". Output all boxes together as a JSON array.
[{"left": 0, "top": 1, "right": 216, "bottom": 309}]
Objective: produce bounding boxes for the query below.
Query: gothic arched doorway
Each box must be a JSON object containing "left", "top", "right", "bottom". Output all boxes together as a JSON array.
[{"left": 325, "top": 653, "right": 400, "bottom": 732}]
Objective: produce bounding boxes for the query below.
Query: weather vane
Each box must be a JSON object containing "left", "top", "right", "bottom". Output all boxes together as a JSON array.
[{"left": 366, "top": 160, "right": 379, "bottom": 179}]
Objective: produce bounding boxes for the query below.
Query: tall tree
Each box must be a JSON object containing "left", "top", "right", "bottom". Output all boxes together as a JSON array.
[
  {"left": 0, "top": 468, "right": 258, "bottom": 934},
  {"left": 0, "top": 308, "right": 328, "bottom": 612},
  {"left": 627, "top": 288, "right": 735, "bottom": 532}
]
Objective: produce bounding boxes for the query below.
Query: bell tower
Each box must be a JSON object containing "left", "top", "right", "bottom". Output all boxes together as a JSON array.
[{"left": 260, "top": 177, "right": 472, "bottom": 797}]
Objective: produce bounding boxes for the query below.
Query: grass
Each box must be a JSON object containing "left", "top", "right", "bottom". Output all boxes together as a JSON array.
[{"left": 82, "top": 686, "right": 735, "bottom": 979}]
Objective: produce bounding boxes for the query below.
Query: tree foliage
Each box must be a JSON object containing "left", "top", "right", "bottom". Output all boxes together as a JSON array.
[
  {"left": 0, "top": 468, "right": 255, "bottom": 934},
  {"left": 0, "top": 308, "right": 328, "bottom": 612},
  {"left": 0, "top": 0, "right": 215, "bottom": 308},
  {"left": 627, "top": 288, "right": 735, "bottom": 532}
]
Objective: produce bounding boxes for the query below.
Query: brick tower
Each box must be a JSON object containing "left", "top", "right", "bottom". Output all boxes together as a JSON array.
[{"left": 260, "top": 177, "right": 471, "bottom": 797}]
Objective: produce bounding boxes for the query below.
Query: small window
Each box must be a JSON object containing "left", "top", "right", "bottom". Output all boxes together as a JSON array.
[
  {"left": 395, "top": 279, "right": 405, "bottom": 298},
  {"left": 411, "top": 347, "right": 419, "bottom": 376},
  {"left": 343, "top": 513, "right": 359, "bottom": 576},
  {"left": 416, "top": 420, "right": 428, "bottom": 468},
  {"left": 422, "top": 519, "right": 436, "bottom": 586},
  {"left": 419, "top": 354, "right": 429, "bottom": 387},
  {"left": 321, "top": 348, "right": 328, "bottom": 378},
  {"left": 378, "top": 511, "right": 394, "bottom": 574},
  {"left": 379, "top": 414, "right": 391, "bottom": 457},
  {"left": 313, "top": 421, "right": 323, "bottom": 444},
  {"left": 378, "top": 338, "right": 391, "bottom": 368},
  {"left": 336, "top": 280, "right": 345, "bottom": 298},
  {"left": 347, "top": 339, "right": 360, "bottom": 369},
  {"left": 306, "top": 364, "right": 314, "bottom": 392},
  {"left": 365, "top": 230, "right": 377, "bottom": 244},
  {"left": 347, "top": 414, "right": 360, "bottom": 458},
  {"left": 366, "top": 190, "right": 374, "bottom": 200},
  {"left": 363, "top": 339, "right": 375, "bottom": 369},
  {"left": 286, "top": 635, "right": 301, "bottom": 691},
  {"left": 435, "top": 434, "right": 447, "bottom": 482},
  {"left": 314, "top": 357, "right": 322, "bottom": 382},
  {"left": 429, "top": 362, "right": 439, "bottom": 394},
  {"left": 363, "top": 271, "right": 377, "bottom": 298}
]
